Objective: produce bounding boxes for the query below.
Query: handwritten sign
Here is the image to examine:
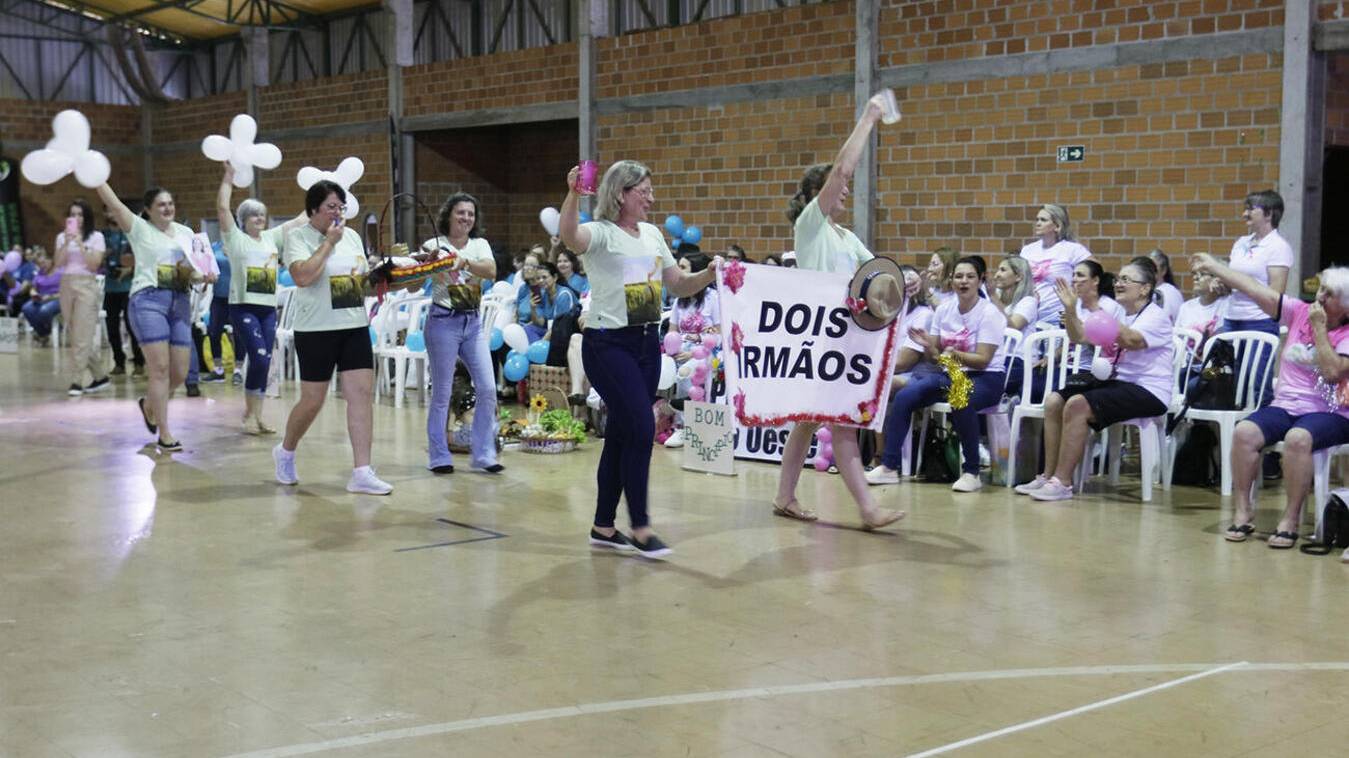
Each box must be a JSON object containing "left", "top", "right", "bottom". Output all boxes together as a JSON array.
[{"left": 682, "top": 401, "right": 736, "bottom": 475}]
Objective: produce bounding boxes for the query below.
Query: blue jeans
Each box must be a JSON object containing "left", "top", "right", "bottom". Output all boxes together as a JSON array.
[
  {"left": 1220, "top": 317, "right": 1279, "bottom": 407},
  {"left": 128, "top": 287, "right": 191, "bottom": 347},
  {"left": 581, "top": 324, "right": 661, "bottom": 529},
  {"left": 21, "top": 298, "right": 60, "bottom": 336},
  {"left": 208, "top": 296, "right": 231, "bottom": 368},
  {"left": 230, "top": 304, "right": 276, "bottom": 394},
  {"left": 425, "top": 307, "right": 498, "bottom": 469},
  {"left": 880, "top": 370, "right": 1007, "bottom": 475}
]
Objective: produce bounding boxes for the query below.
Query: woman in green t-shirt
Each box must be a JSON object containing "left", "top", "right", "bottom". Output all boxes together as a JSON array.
[{"left": 95, "top": 182, "right": 208, "bottom": 453}]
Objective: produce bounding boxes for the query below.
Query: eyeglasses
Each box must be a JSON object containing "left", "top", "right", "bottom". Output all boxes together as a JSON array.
[
  {"left": 626, "top": 186, "right": 654, "bottom": 198},
  {"left": 321, "top": 203, "right": 347, "bottom": 213},
  {"left": 1116, "top": 275, "right": 1145, "bottom": 285}
]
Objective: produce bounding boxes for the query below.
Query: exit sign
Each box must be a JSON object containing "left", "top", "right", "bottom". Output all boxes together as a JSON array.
[{"left": 1057, "top": 145, "right": 1085, "bottom": 162}]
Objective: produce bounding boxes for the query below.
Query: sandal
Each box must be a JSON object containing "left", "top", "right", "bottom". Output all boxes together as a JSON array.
[
  {"left": 1224, "top": 523, "right": 1256, "bottom": 542},
  {"left": 138, "top": 397, "right": 157, "bottom": 435},
  {"left": 862, "top": 508, "right": 906, "bottom": 532},
  {"left": 1268, "top": 530, "right": 1299, "bottom": 549},
  {"left": 772, "top": 500, "right": 818, "bottom": 522}
]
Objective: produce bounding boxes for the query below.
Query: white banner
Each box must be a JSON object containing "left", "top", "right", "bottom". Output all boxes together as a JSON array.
[
  {"left": 718, "top": 262, "right": 900, "bottom": 432},
  {"left": 681, "top": 401, "right": 736, "bottom": 475}
]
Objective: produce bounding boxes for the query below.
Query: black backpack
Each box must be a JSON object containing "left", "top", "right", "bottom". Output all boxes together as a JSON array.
[
  {"left": 1170, "top": 424, "right": 1220, "bottom": 487},
  {"left": 1166, "top": 339, "right": 1238, "bottom": 434},
  {"left": 1301, "top": 492, "right": 1349, "bottom": 555},
  {"left": 921, "top": 424, "right": 960, "bottom": 484}
]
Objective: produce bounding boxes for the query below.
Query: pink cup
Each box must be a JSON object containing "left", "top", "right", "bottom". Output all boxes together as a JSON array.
[{"left": 577, "top": 160, "right": 599, "bottom": 195}]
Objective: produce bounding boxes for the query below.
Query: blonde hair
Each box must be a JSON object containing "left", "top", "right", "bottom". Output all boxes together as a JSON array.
[
  {"left": 594, "top": 160, "right": 652, "bottom": 223},
  {"left": 998, "top": 255, "right": 1034, "bottom": 311},
  {"left": 1041, "top": 204, "right": 1074, "bottom": 241}
]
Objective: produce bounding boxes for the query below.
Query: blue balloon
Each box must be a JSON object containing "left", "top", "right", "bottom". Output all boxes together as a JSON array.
[
  {"left": 664, "top": 215, "right": 684, "bottom": 237},
  {"left": 526, "top": 339, "right": 550, "bottom": 364},
  {"left": 682, "top": 225, "right": 702, "bottom": 245},
  {"left": 369, "top": 326, "right": 378, "bottom": 345},
  {"left": 578, "top": 210, "right": 592, "bottom": 223},
  {"left": 406, "top": 332, "right": 425, "bottom": 352},
  {"left": 506, "top": 348, "right": 524, "bottom": 364},
  {"left": 489, "top": 327, "right": 504, "bottom": 351},
  {"left": 201, "top": 312, "right": 209, "bottom": 327},
  {"left": 278, "top": 269, "right": 294, "bottom": 287},
  {"left": 504, "top": 354, "right": 530, "bottom": 382}
]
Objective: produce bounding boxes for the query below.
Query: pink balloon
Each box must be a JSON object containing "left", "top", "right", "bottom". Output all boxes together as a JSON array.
[
  {"left": 663, "top": 332, "right": 683, "bottom": 356},
  {"left": 820, "top": 443, "right": 833, "bottom": 460},
  {"left": 815, "top": 426, "right": 833, "bottom": 444},
  {"left": 700, "top": 334, "right": 718, "bottom": 349},
  {"left": 688, "top": 385, "right": 706, "bottom": 402},
  {"left": 1083, "top": 310, "right": 1120, "bottom": 347},
  {"left": 3, "top": 251, "right": 20, "bottom": 272},
  {"left": 690, "top": 360, "right": 709, "bottom": 379},
  {"left": 691, "top": 345, "right": 709, "bottom": 360},
  {"left": 813, "top": 456, "right": 831, "bottom": 472}
]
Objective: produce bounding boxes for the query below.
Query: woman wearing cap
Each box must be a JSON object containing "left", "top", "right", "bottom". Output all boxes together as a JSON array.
[
  {"left": 772, "top": 93, "right": 905, "bottom": 530},
  {"left": 559, "top": 159, "right": 720, "bottom": 559},
  {"left": 868, "top": 256, "right": 1009, "bottom": 491}
]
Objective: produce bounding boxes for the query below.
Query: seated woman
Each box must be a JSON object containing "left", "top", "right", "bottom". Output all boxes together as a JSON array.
[
  {"left": 922, "top": 246, "right": 959, "bottom": 307},
  {"left": 20, "top": 254, "right": 61, "bottom": 345},
  {"left": 992, "top": 254, "right": 1038, "bottom": 396},
  {"left": 515, "top": 261, "right": 578, "bottom": 342},
  {"left": 556, "top": 249, "right": 589, "bottom": 296},
  {"left": 661, "top": 253, "right": 720, "bottom": 448},
  {"left": 892, "top": 264, "right": 935, "bottom": 387},
  {"left": 1191, "top": 255, "right": 1349, "bottom": 549},
  {"left": 1018, "top": 258, "right": 1173, "bottom": 501},
  {"left": 1177, "top": 268, "right": 1229, "bottom": 340},
  {"left": 867, "top": 256, "right": 1008, "bottom": 492}
]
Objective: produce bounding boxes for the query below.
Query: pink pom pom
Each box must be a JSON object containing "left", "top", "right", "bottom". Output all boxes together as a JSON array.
[
  {"left": 663, "top": 332, "right": 683, "bottom": 355},
  {"left": 691, "top": 345, "right": 709, "bottom": 360},
  {"left": 815, "top": 426, "right": 833, "bottom": 444},
  {"left": 700, "top": 333, "right": 718, "bottom": 349},
  {"left": 813, "top": 456, "right": 830, "bottom": 472},
  {"left": 1083, "top": 311, "right": 1120, "bottom": 347},
  {"left": 820, "top": 443, "right": 833, "bottom": 460},
  {"left": 688, "top": 385, "right": 706, "bottom": 402},
  {"left": 691, "top": 360, "right": 709, "bottom": 380}
]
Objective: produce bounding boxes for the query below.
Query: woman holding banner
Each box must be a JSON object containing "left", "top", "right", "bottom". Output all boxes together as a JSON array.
[
  {"left": 559, "top": 159, "right": 719, "bottom": 559},
  {"left": 771, "top": 93, "right": 905, "bottom": 530}
]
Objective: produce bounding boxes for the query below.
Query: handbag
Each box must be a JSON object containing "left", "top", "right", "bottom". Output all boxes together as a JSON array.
[
  {"left": 1166, "top": 339, "right": 1237, "bottom": 434},
  {"left": 1301, "top": 490, "right": 1349, "bottom": 555},
  {"left": 920, "top": 423, "right": 960, "bottom": 484}
]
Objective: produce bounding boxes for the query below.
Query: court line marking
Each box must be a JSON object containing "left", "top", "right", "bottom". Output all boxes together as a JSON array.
[
  {"left": 904, "top": 661, "right": 1248, "bottom": 758},
  {"left": 394, "top": 518, "right": 508, "bottom": 552},
  {"left": 221, "top": 661, "right": 1349, "bottom": 758}
]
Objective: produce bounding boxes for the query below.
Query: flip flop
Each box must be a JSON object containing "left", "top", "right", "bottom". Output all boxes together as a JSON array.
[
  {"left": 862, "top": 509, "right": 906, "bottom": 532},
  {"left": 1268, "top": 530, "right": 1299, "bottom": 549},
  {"left": 772, "top": 501, "right": 818, "bottom": 522},
  {"left": 138, "top": 397, "right": 157, "bottom": 435},
  {"left": 1224, "top": 523, "right": 1256, "bottom": 542}
]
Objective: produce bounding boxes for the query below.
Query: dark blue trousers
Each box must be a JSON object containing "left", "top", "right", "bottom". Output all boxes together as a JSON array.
[{"left": 581, "top": 324, "right": 661, "bottom": 529}]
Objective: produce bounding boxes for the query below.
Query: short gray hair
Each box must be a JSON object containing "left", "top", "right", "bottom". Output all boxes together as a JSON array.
[
  {"left": 1041, "top": 203, "right": 1074, "bottom": 242},
  {"left": 1319, "top": 266, "right": 1349, "bottom": 309},
  {"left": 594, "top": 160, "right": 651, "bottom": 223},
  {"left": 236, "top": 198, "right": 267, "bottom": 229}
]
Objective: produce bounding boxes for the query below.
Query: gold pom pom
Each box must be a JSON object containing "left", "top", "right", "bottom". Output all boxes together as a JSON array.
[{"left": 938, "top": 353, "right": 972, "bottom": 410}]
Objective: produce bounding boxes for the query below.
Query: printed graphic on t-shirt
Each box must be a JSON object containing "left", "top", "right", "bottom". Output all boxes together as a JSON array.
[
  {"left": 622, "top": 256, "right": 663, "bottom": 325},
  {"left": 329, "top": 269, "right": 366, "bottom": 310},
  {"left": 156, "top": 263, "right": 187, "bottom": 291},
  {"left": 443, "top": 268, "right": 481, "bottom": 310},
  {"left": 246, "top": 256, "right": 277, "bottom": 294}
]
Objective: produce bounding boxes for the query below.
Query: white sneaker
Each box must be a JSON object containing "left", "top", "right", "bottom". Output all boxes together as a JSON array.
[
  {"left": 1342, "top": 547, "right": 1349, "bottom": 565},
  {"left": 663, "top": 428, "right": 685, "bottom": 448},
  {"left": 952, "top": 472, "right": 982, "bottom": 492},
  {"left": 347, "top": 465, "right": 393, "bottom": 495},
  {"left": 979, "top": 443, "right": 991, "bottom": 468},
  {"left": 273, "top": 444, "right": 298, "bottom": 485},
  {"left": 1014, "top": 475, "right": 1049, "bottom": 495},
  {"left": 1029, "top": 477, "right": 1074, "bottom": 501},
  {"left": 864, "top": 465, "right": 900, "bottom": 485}
]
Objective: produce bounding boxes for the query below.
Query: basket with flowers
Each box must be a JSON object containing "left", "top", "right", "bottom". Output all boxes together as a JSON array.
[{"left": 520, "top": 409, "right": 587, "bottom": 454}]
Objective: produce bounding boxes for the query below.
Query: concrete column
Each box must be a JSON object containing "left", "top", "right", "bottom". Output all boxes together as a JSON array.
[
  {"left": 384, "top": 0, "right": 414, "bottom": 245},
  {"left": 242, "top": 27, "right": 268, "bottom": 200},
  {"left": 853, "top": 0, "right": 879, "bottom": 250},
  {"left": 141, "top": 104, "right": 154, "bottom": 190},
  {"left": 578, "top": 0, "right": 606, "bottom": 214},
  {"left": 1278, "top": 0, "right": 1315, "bottom": 293}
]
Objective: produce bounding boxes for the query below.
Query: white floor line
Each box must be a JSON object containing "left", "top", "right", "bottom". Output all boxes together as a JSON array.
[
  {"left": 222, "top": 660, "right": 1348, "bottom": 758},
  {"left": 903, "top": 661, "right": 1250, "bottom": 758}
]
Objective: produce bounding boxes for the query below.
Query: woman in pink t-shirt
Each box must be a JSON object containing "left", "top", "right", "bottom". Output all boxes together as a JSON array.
[
  {"left": 52, "top": 198, "right": 110, "bottom": 396},
  {"left": 1020, "top": 259, "right": 1173, "bottom": 502},
  {"left": 1192, "top": 254, "right": 1349, "bottom": 549}
]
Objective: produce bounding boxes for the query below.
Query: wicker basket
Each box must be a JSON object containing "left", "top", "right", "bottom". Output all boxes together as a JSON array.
[{"left": 519, "top": 436, "right": 579, "bottom": 454}]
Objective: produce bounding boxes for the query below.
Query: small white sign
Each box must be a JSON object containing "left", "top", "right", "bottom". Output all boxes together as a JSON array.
[
  {"left": 0, "top": 317, "right": 17, "bottom": 353},
  {"left": 682, "top": 401, "right": 736, "bottom": 476}
]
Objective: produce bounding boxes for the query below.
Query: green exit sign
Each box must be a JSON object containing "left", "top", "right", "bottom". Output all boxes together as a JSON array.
[{"left": 1057, "top": 145, "right": 1085, "bottom": 162}]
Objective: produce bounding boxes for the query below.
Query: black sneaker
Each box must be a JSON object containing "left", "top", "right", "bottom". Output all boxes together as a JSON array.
[
  {"left": 67, "top": 384, "right": 84, "bottom": 397},
  {"left": 631, "top": 534, "right": 673, "bottom": 560},
  {"left": 473, "top": 463, "right": 505, "bottom": 474},
  {"left": 431, "top": 464, "right": 455, "bottom": 474},
  {"left": 157, "top": 438, "right": 182, "bottom": 453},
  {"left": 85, "top": 376, "right": 111, "bottom": 393},
  {"left": 589, "top": 528, "right": 635, "bottom": 551},
  {"left": 201, "top": 372, "right": 225, "bottom": 383},
  {"left": 185, "top": 384, "right": 201, "bottom": 397}
]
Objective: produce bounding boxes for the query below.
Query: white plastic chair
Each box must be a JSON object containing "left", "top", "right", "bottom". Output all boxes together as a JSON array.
[
  {"left": 273, "top": 286, "right": 298, "bottom": 382},
  {"left": 1005, "top": 330, "right": 1098, "bottom": 487},
  {"left": 1163, "top": 330, "right": 1280, "bottom": 495},
  {"left": 1256, "top": 443, "right": 1349, "bottom": 540},
  {"left": 374, "top": 297, "right": 430, "bottom": 408},
  {"left": 915, "top": 327, "right": 1024, "bottom": 474},
  {"left": 1159, "top": 327, "right": 1204, "bottom": 487}
]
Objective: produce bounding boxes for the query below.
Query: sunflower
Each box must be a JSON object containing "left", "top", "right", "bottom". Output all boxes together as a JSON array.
[{"left": 529, "top": 394, "right": 549, "bottom": 412}]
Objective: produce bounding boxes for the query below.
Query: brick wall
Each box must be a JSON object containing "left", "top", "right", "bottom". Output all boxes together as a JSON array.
[
  {"left": 1321, "top": 1, "right": 1348, "bottom": 21},
  {"left": 0, "top": 99, "right": 142, "bottom": 250},
  {"left": 1329, "top": 53, "right": 1349, "bottom": 147},
  {"left": 404, "top": 44, "right": 577, "bottom": 116}
]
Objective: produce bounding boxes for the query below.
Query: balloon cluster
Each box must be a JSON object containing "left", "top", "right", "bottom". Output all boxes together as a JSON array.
[
  {"left": 664, "top": 215, "right": 701, "bottom": 248},
  {"left": 659, "top": 331, "right": 720, "bottom": 402},
  {"left": 296, "top": 157, "right": 364, "bottom": 220},
  {"left": 811, "top": 426, "right": 834, "bottom": 472},
  {"left": 20, "top": 110, "right": 110, "bottom": 188},
  {"left": 493, "top": 323, "right": 551, "bottom": 382},
  {"left": 538, "top": 207, "right": 591, "bottom": 236},
  {"left": 201, "top": 114, "right": 282, "bottom": 188}
]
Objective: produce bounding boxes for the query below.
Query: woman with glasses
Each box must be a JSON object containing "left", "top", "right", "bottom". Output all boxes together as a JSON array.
[
  {"left": 1017, "top": 259, "right": 1173, "bottom": 501},
  {"left": 272, "top": 181, "right": 391, "bottom": 495},
  {"left": 559, "top": 160, "right": 720, "bottom": 559}
]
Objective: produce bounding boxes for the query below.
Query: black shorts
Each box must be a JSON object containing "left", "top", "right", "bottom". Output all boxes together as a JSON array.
[
  {"left": 1055, "top": 379, "right": 1168, "bottom": 431},
  {"left": 294, "top": 326, "right": 374, "bottom": 382}
]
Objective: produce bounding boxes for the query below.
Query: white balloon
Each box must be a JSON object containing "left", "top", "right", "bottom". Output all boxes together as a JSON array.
[
  {"left": 539, "top": 207, "right": 560, "bottom": 236},
  {"left": 490, "top": 281, "right": 516, "bottom": 298},
  {"left": 658, "top": 355, "right": 677, "bottom": 390},
  {"left": 49, "top": 110, "right": 90, "bottom": 155},
  {"left": 677, "top": 362, "right": 693, "bottom": 379},
  {"left": 333, "top": 157, "right": 364, "bottom": 186},
  {"left": 502, "top": 323, "right": 529, "bottom": 353},
  {"left": 231, "top": 162, "right": 255, "bottom": 189},
  {"left": 202, "top": 134, "right": 232, "bottom": 161},
  {"left": 249, "top": 143, "right": 282, "bottom": 170},
  {"left": 1090, "top": 356, "right": 1112, "bottom": 381},
  {"left": 296, "top": 166, "right": 322, "bottom": 190},
  {"left": 343, "top": 194, "right": 359, "bottom": 220},
  {"left": 72, "top": 150, "right": 110, "bottom": 188},
  {"left": 229, "top": 113, "right": 257, "bottom": 145},
  {"left": 21, "top": 150, "right": 72, "bottom": 185}
]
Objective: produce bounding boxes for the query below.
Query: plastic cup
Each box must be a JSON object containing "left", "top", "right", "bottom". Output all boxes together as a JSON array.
[
  {"left": 578, "top": 160, "right": 599, "bottom": 195},
  {"left": 878, "top": 88, "right": 901, "bottom": 125}
]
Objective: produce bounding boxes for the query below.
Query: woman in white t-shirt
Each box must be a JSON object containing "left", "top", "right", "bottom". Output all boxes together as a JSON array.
[
  {"left": 1020, "top": 259, "right": 1173, "bottom": 501},
  {"left": 922, "top": 246, "right": 959, "bottom": 308},
  {"left": 771, "top": 94, "right": 904, "bottom": 532},
  {"left": 1222, "top": 189, "right": 1293, "bottom": 407},
  {"left": 992, "top": 255, "right": 1037, "bottom": 396},
  {"left": 559, "top": 160, "right": 720, "bottom": 559},
  {"left": 52, "top": 197, "right": 109, "bottom": 396},
  {"left": 217, "top": 164, "right": 306, "bottom": 435},
  {"left": 420, "top": 192, "right": 503, "bottom": 476},
  {"left": 868, "top": 257, "right": 1008, "bottom": 492},
  {"left": 272, "top": 180, "right": 391, "bottom": 496},
  {"left": 1147, "top": 248, "right": 1183, "bottom": 322},
  {"left": 1019, "top": 203, "right": 1093, "bottom": 325},
  {"left": 95, "top": 182, "right": 206, "bottom": 453}
]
